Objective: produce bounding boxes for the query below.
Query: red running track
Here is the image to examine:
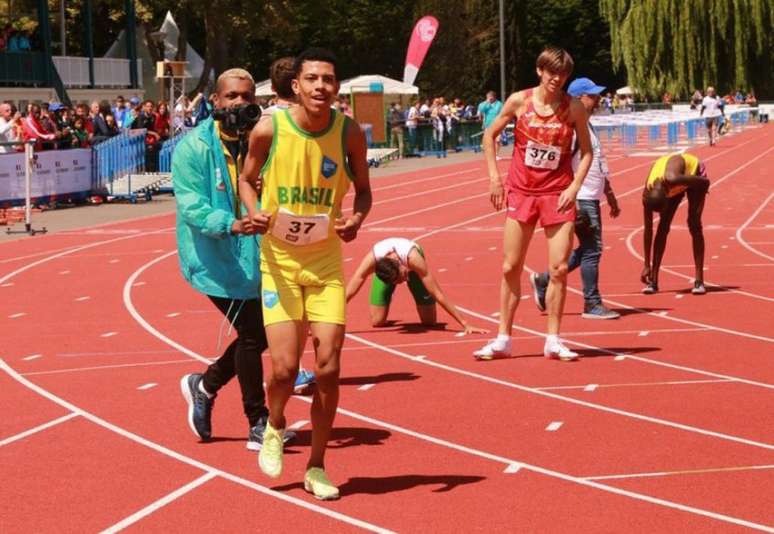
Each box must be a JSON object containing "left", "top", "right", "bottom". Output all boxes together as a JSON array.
[{"left": 2, "top": 123, "right": 773, "bottom": 532}]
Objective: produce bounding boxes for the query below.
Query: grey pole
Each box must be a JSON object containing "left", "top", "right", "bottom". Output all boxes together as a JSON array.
[
  {"left": 499, "top": 0, "right": 506, "bottom": 101},
  {"left": 59, "top": 0, "right": 66, "bottom": 55}
]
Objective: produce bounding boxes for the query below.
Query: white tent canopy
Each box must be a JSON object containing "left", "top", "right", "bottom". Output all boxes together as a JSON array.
[
  {"left": 616, "top": 86, "right": 636, "bottom": 95},
  {"left": 339, "top": 75, "right": 418, "bottom": 95},
  {"left": 255, "top": 79, "right": 273, "bottom": 97}
]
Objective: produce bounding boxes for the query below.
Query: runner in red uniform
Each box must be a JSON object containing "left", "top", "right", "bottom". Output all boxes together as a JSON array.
[{"left": 474, "top": 47, "right": 592, "bottom": 361}]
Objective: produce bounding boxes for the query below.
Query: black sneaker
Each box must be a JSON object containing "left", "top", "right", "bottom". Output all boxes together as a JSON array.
[
  {"left": 247, "top": 416, "right": 297, "bottom": 451},
  {"left": 691, "top": 281, "right": 707, "bottom": 295},
  {"left": 180, "top": 373, "right": 215, "bottom": 441},
  {"left": 530, "top": 273, "right": 547, "bottom": 312}
]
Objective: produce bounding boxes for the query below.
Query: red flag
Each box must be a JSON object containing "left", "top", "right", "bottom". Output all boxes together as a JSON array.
[{"left": 403, "top": 16, "right": 439, "bottom": 86}]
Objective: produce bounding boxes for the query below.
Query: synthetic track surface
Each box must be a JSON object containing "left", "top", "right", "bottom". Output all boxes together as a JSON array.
[{"left": 2, "top": 123, "right": 773, "bottom": 532}]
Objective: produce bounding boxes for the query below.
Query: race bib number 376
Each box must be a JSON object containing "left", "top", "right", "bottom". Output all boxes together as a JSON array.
[
  {"left": 525, "top": 141, "right": 561, "bottom": 170},
  {"left": 271, "top": 209, "right": 329, "bottom": 246}
]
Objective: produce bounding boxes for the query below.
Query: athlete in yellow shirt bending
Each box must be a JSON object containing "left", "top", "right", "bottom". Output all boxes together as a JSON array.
[
  {"left": 238, "top": 48, "right": 372, "bottom": 500},
  {"left": 641, "top": 153, "right": 709, "bottom": 295}
]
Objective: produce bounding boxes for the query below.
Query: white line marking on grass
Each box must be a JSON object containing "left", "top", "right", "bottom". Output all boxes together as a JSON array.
[
  {"left": 1, "top": 360, "right": 394, "bottom": 534},
  {"left": 75, "top": 296, "right": 91, "bottom": 301},
  {"left": 583, "top": 384, "right": 598, "bottom": 392},
  {"left": 8, "top": 312, "right": 25, "bottom": 318},
  {"left": 503, "top": 463, "right": 521, "bottom": 473},
  {"left": 358, "top": 383, "right": 376, "bottom": 391},
  {"left": 100, "top": 472, "right": 218, "bottom": 534},
  {"left": 288, "top": 419, "right": 310, "bottom": 430},
  {"left": 137, "top": 383, "right": 157, "bottom": 390},
  {"left": 166, "top": 312, "right": 181, "bottom": 318},
  {"left": 735, "top": 192, "right": 774, "bottom": 262},
  {"left": 100, "top": 331, "right": 118, "bottom": 338},
  {"left": 546, "top": 421, "right": 563, "bottom": 431},
  {"left": 22, "top": 354, "right": 42, "bottom": 361},
  {"left": 0, "top": 413, "right": 79, "bottom": 448},
  {"left": 584, "top": 464, "right": 774, "bottom": 482}
]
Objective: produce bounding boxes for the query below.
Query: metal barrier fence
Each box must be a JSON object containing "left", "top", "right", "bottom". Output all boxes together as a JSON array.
[
  {"left": 92, "top": 129, "right": 147, "bottom": 195},
  {"left": 159, "top": 129, "right": 192, "bottom": 173},
  {"left": 387, "top": 120, "right": 485, "bottom": 158}
]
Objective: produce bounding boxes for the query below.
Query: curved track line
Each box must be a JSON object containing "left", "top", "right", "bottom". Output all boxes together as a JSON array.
[
  {"left": 735, "top": 192, "right": 774, "bottom": 262},
  {"left": 0, "top": 359, "right": 393, "bottom": 534},
  {"left": 121, "top": 253, "right": 774, "bottom": 532}
]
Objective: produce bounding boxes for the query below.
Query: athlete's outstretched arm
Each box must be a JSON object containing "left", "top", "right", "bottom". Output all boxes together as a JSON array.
[
  {"left": 238, "top": 118, "right": 274, "bottom": 233},
  {"left": 558, "top": 99, "right": 592, "bottom": 212},
  {"left": 336, "top": 120, "right": 372, "bottom": 242},
  {"left": 408, "top": 250, "right": 488, "bottom": 335},
  {"left": 484, "top": 92, "right": 523, "bottom": 211},
  {"left": 345, "top": 252, "right": 376, "bottom": 302}
]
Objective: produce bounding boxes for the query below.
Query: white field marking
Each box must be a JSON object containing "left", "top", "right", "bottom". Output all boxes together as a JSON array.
[
  {"left": 344, "top": 257, "right": 353, "bottom": 263},
  {"left": 165, "top": 312, "right": 181, "bottom": 318},
  {"left": 488, "top": 246, "right": 497, "bottom": 251},
  {"left": 657, "top": 311, "right": 669, "bottom": 316},
  {"left": 625, "top": 145, "right": 774, "bottom": 303},
  {"left": 133, "top": 281, "right": 146, "bottom": 287},
  {"left": 749, "top": 242, "right": 774, "bottom": 245},
  {"left": 521, "top": 295, "right": 530, "bottom": 300},
  {"left": 109, "top": 259, "right": 120, "bottom": 264},
  {"left": 503, "top": 463, "right": 522, "bottom": 474},
  {"left": 350, "top": 167, "right": 485, "bottom": 196},
  {"left": 537, "top": 378, "right": 732, "bottom": 391},
  {"left": 1, "top": 282, "right": 13, "bottom": 287},
  {"left": 120, "top": 265, "right": 774, "bottom": 532},
  {"left": 0, "top": 360, "right": 394, "bottom": 534},
  {"left": 344, "top": 175, "right": 490, "bottom": 212},
  {"left": 292, "top": 383, "right": 774, "bottom": 532},
  {"left": 22, "top": 354, "right": 42, "bottom": 361},
  {"left": 100, "top": 331, "right": 118, "bottom": 338},
  {"left": 0, "top": 412, "right": 79, "bottom": 447},
  {"left": 491, "top": 312, "right": 499, "bottom": 317},
  {"left": 136, "top": 383, "right": 157, "bottom": 390},
  {"left": 0, "top": 244, "right": 90, "bottom": 264},
  {"left": 438, "top": 268, "right": 447, "bottom": 272},
  {"left": 454, "top": 332, "right": 466, "bottom": 338},
  {"left": 735, "top": 192, "right": 774, "bottom": 262},
  {"left": 545, "top": 421, "right": 563, "bottom": 431},
  {"left": 767, "top": 225, "right": 774, "bottom": 229},
  {"left": 8, "top": 312, "right": 26, "bottom": 318},
  {"left": 711, "top": 255, "right": 719, "bottom": 259},
  {"left": 59, "top": 349, "right": 180, "bottom": 357},
  {"left": 459, "top": 306, "right": 774, "bottom": 391},
  {"left": 730, "top": 236, "right": 736, "bottom": 240},
  {"left": 414, "top": 355, "right": 427, "bottom": 361},
  {"left": 675, "top": 294, "right": 685, "bottom": 299},
  {"left": 59, "top": 270, "right": 70, "bottom": 275},
  {"left": 75, "top": 296, "right": 91, "bottom": 302},
  {"left": 363, "top": 192, "right": 490, "bottom": 227},
  {"left": 358, "top": 383, "right": 376, "bottom": 391},
  {"left": 287, "top": 419, "right": 310, "bottom": 431},
  {"left": 639, "top": 331, "right": 650, "bottom": 337},
  {"left": 152, "top": 249, "right": 164, "bottom": 253},
  {"left": 100, "top": 472, "right": 218, "bottom": 534},
  {"left": 722, "top": 245, "right": 729, "bottom": 249},
  {"left": 22, "top": 359, "right": 193, "bottom": 377},
  {"left": 465, "top": 256, "right": 474, "bottom": 261},
  {"left": 584, "top": 464, "right": 774, "bottom": 482},
  {"left": 348, "top": 331, "right": 774, "bottom": 452}
]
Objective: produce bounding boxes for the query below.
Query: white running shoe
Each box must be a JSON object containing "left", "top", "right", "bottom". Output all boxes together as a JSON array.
[
  {"left": 544, "top": 338, "right": 579, "bottom": 362},
  {"left": 473, "top": 338, "right": 512, "bottom": 360}
]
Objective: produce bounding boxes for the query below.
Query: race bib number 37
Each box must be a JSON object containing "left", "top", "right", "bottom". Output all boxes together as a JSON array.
[
  {"left": 271, "top": 209, "right": 329, "bottom": 246},
  {"left": 525, "top": 141, "right": 561, "bottom": 170}
]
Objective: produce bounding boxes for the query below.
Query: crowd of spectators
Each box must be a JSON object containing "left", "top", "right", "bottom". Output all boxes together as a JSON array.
[{"left": 0, "top": 24, "right": 35, "bottom": 52}]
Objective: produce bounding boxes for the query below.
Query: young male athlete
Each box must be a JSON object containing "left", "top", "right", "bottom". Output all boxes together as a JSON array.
[
  {"left": 238, "top": 48, "right": 372, "bottom": 500},
  {"left": 641, "top": 153, "right": 709, "bottom": 295},
  {"left": 345, "top": 237, "right": 488, "bottom": 334},
  {"left": 473, "top": 47, "right": 592, "bottom": 361},
  {"left": 700, "top": 86, "right": 725, "bottom": 147}
]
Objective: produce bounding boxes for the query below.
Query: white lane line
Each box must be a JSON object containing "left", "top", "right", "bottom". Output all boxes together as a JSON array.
[
  {"left": 0, "top": 412, "right": 79, "bottom": 447},
  {"left": 344, "top": 257, "right": 353, "bottom": 263},
  {"left": 100, "top": 472, "right": 218, "bottom": 534},
  {"left": 109, "top": 259, "right": 120, "bottom": 264},
  {"left": 722, "top": 245, "right": 728, "bottom": 249},
  {"left": 584, "top": 464, "right": 774, "bottom": 482},
  {"left": 711, "top": 255, "right": 719, "bottom": 259},
  {"left": 287, "top": 419, "right": 310, "bottom": 430},
  {"left": 137, "top": 383, "right": 157, "bottom": 390},
  {"left": 349, "top": 330, "right": 774, "bottom": 451},
  {"left": 22, "top": 359, "right": 193, "bottom": 376},
  {"left": 75, "top": 296, "right": 91, "bottom": 302},
  {"left": 503, "top": 463, "right": 521, "bottom": 474},
  {"left": 675, "top": 294, "right": 684, "bottom": 299},
  {"left": 1, "top": 282, "right": 14, "bottom": 287},
  {"left": 364, "top": 192, "right": 490, "bottom": 227},
  {"left": 735, "top": 192, "right": 774, "bottom": 262},
  {"left": 460, "top": 306, "right": 774, "bottom": 390},
  {"left": 22, "top": 354, "right": 42, "bottom": 361},
  {"left": 465, "top": 256, "right": 474, "bottom": 261},
  {"left": 438, "top": 268, "right": 447, "bottom": 273},
  {"left": 638, "top": 331, "right": 650, "bottom": 337},
  {"left": 100, "top": 332, "right": 118, "bottom": 338},
  {"left": 133, "top": 281, "right": 146, "bottom": 287},
  {"left": 488, "top": 246, "right": 497, "bottom": 251},
  {"left": 121, "top": 255, "right": 774, "bottom": 532},
  {"left": 1, "top": 359, "right": 394, "bottom": 534},
  {"left": 545, "top": 421, "right": 563, "bottom": 432},
  {"left": 657, "top": 311, "right": 669, "bottom": 316},
  {"left": 491, "top": 312, "right": 499, "bottom": 317},
  {"left": 538, "top": 379, "right": 732, "bottom": 391},
  {"left": 358, "top": 383, "right": 376, "bottom": 391},
  {"left": 59, "top": 270, "right": 70, "bottom": 275},
  {"left": 454, "top": 332, "right": 466, "bottom": 338},
  {"left": 8, "top": 312, "right": 26, "bottom": 319},
  {"left": 165, "top": 312, "right": 181, "bottom": 318}
]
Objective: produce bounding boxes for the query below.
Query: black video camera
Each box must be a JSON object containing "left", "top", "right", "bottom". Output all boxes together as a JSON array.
[{"left": 212, "top": 103, "right": 261, "bottom": 131}]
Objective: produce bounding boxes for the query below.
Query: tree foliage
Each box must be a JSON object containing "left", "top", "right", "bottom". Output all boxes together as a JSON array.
[{"left": 600, "top": 0, "right": 773, "bottom": 98}]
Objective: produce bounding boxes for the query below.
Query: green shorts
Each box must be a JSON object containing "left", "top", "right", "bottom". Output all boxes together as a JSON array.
[{"left": 368, "top": 247, "right": 435, "bottom": 307}]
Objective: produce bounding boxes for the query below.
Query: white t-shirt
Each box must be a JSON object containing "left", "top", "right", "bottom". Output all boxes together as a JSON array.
[
  {"left": 701, "top": 96, "right": 722, "bottom": 118},
  {"left": 406, "top": 107, "right": 419, "bottom": 128},
  {"left": 574, "top": 125, "right": 609, "bottom": 201},
  {"left": 373, "top": 238, "right": 417, "bottom": 266},
  {"left": 0, "top": 117, "right": 19, "bottom": 153}
]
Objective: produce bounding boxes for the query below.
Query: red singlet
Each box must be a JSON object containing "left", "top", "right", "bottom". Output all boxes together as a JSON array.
[{"left": 507, "top": 88, "right": 574, "bottom": 195}]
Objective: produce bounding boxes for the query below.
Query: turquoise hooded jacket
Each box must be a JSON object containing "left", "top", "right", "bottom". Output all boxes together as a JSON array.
[{"left": 173, "top": 117, "right": 261, "bottom": 300}]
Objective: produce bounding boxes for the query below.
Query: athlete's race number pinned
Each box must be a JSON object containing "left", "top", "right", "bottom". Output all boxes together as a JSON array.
[
  {"left": 272, "top": 209, "right": 329, "bottom": 245},
  {"left": 525, "top": 141, "right": 560, "bottom": 170}
]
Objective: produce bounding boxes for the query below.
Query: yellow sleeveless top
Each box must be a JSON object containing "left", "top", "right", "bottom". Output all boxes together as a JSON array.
[
  {"left": 646, "top": 153, "right": 700, "bottom": 198},
  {"left": 260, "top": 109, "right": 353, "bottom": 278}
]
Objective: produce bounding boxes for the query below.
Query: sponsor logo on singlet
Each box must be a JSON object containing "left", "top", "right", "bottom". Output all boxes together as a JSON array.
[{"left": 321, "top": 156, "right": 338, "bottom": 178}]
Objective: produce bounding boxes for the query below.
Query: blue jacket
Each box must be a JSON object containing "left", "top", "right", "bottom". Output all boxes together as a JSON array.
[{"left": 173, "top": 117, "right": 260, "bottom": 300}]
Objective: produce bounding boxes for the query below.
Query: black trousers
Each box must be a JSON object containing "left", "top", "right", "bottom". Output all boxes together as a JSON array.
[{"left": 201, "top": 296, "right": 268, "bottom": 426}]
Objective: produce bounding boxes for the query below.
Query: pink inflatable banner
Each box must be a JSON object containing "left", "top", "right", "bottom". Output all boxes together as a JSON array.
[{"left": 403, "top": 15, "right": 439, "bottom": 86}]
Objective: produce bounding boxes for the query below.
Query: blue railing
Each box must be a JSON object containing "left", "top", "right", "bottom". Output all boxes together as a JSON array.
[
  {"left": 92, "top": 129, "right": 146, "bottom": 191},
  {"left": 158, "top": 128, "right": 192, "bottom": 172}
]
